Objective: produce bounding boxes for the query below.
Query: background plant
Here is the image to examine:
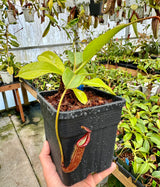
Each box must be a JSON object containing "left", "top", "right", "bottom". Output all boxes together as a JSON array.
[{"left": 0, "top": 20, "right": 19, "bottom": 75}]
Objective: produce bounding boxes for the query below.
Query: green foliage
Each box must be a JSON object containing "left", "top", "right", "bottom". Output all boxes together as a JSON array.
[
  {"left": 18, "top": 20, "right": 148, "bottom": 101},
  {"left": 0, "top": 21, "right": 19, "bottom": 74},
  {"left": 108, "top": 174, "right": 125, "bottom": 187}
]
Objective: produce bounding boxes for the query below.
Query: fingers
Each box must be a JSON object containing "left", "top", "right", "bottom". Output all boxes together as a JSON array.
[
  {"left": 91, "top": 162, "right": 116, "bottom": 185},
  {"left": 72, "top": 162, "right": 116, "bottom": 187},
  {"left": 39, "top": 141, "right": 54, "bottom": 171},
  {"left": 39, "top": 141, "right": 65, "bottom": 187},
  {"left": 39, "top": 142, "right": 116, "bottom": 187}
]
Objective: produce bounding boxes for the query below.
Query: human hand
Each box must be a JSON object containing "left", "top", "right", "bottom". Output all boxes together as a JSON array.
[{"left": 39, "top": 140, "right": 116, "bottom": 187}]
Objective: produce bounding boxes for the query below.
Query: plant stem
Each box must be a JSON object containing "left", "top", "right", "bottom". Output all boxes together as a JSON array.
[
  {"left": 6, "top": 25, "right": 9, "bottom": 66},
  {"left": 55, "top": 89, "right": 67, "bottom": 164}
]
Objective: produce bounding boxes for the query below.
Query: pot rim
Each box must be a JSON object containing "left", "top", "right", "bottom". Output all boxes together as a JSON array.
[{"left": 38, "top": 87, "right": 126, "bottom": 119}]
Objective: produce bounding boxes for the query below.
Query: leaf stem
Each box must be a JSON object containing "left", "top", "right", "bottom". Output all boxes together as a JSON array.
[{"left": 55, "top": 89, "right": 67, "bottom": 164}]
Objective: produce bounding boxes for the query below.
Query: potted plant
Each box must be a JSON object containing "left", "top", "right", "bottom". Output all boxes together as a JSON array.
[
  {"left": 89, "top": 0, "right": 103, "bottom": 16},
  {"left": 22, "top": 3, "right": 35, "bottom": 22},
  {"left": 0, "top": 22, "right": 19, "bottom": 84},
  {"left": 17, "top": 16, "right": 160, "bottom": 185},
  {"left": 5, "top": 0, "right": 18, "bottom": 24}
]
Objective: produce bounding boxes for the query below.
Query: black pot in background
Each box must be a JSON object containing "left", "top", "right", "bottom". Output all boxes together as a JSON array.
[
  {"left": 116, "top": 162, "right": 146, "bottom": 187},
  {"left": 38, "top": 87, "right": 125, "bottom": 186},
  {"left": 89, "top": 0, "right": 103, "bottom": 16},
  {"left": 117, "top": 157, "right": 131, "bottom": 172}
]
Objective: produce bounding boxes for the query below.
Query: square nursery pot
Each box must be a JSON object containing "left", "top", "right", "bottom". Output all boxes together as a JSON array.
[
  {"left": 38, "top": 87, "right": 125, "bottom": 185},
  {"left": 127, "top": 81, "right": 142, "bottom": 91},
  {"left": 22, "top": 8, "right": 35, "bottom": 22},
  {"left": 0, "top": 71, "right": 13, "bottom": 84},
  {"left": 89, "top": 0, "right": 103, "bottom": 16}
]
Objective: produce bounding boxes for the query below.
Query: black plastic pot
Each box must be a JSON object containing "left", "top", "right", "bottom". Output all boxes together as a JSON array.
[
  {"left": 117, "top": 157, "right": 131, "bottom": 172},
  {"left": 116, "top": 162, "right": 146, "bottom": 187},
  {"left": 89, "top": 0, "right": 103, "bottom": 16},
  {"left": 38, "top": 87, "right": 125, "bottom": 185},
  {"left": 22, "top": 79, "right": 39, "bottom": 92}
]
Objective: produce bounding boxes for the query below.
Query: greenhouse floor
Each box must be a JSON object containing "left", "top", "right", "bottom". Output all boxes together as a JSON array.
[
  {"left": 0, "top": 102, "right": 47, "bottom": 187},
  {"left": 0, "top": 102, "right": 116, "bottom": 187}
]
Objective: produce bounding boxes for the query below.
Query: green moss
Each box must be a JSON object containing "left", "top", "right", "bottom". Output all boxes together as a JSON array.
[
  {"left": 0, "top": 123, "right": 13, "bottom": 134},
  {"left": 0, "top": 133, "right": 13, "bottom": 141},
  {"left": 0, "top": 124, "right": 13, "bottom": 141}
]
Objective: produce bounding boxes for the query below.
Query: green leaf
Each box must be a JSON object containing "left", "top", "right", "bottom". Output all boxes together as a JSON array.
[
  {"left": 62, "top": 68, "right": 85, "bottom": 89},
  {"left": 0, "top": 20, "right": 5, "bottom": 26},
  {"left": 66, "top": 18, "right": 79, "bottom": 29},
  {"left": 48, "top": 0, "right": 53, "bottom": 11},
  {"left": 74, "top": 52, "right": 83, "bottom": 66},
  {"left": 45, "top": 14, "right": 58, "bottom": 24},
  {"left": 151, "top": 105, "right": 159, "bottom": 112},
  {"left": 67, "top": 51, "right": 83, "bottom": 66},
  {"left": 123, "top": 132, "right": 132, "bottom": 141},
  {"left": 136, "top": 103, "right": 148, "bottom": 111},
  {"left": 10, "top": 34, "right": 17, "bottom": 40},
  {"left": 149, "top": 134, "right": 160, "bottom": 146},
  {"left": 152, "top": 180, "right": 157, "bottom": 187},
  {"left": 77, "top": 18, "right": 149, "bottom": 73},
  {"left": 152, "top": 171, "right": 160, "bottom": 179},
  {"left": 139, "top": 162, "right": 150, "bottom": 175},
  {"left": 119, "top": 123, "right": 130, "bottom": 131},
  {"left": 129, "top": 117, "right": 137, "bottom": 126},
  {"left": 67, "top": 51, "right": 74, "bottom": 64},
  {"left": 133, "top": 161, "right": 141, "bottom": 174},
  {"left": 124, "top": 141, "right": 132, "bottom": 149},
  {"left": 149, "top": 163, "right": 156, "bottom": 170},
  {"left": 7, "top": 66, "right": 13, "bottom": 75},
  {"left": 157, "top": 120, "right": 160, "bottom": 129},
  {"left": 131, "top": 13, "right": 139, "bottom": 38},
  {"left": 17, "top": 61, "right": 63, "bottom": 79},
  {"left": 137, "top": 119, "right": 147, "bottom": 133},
  {"left": 134, "top": 90, "right": 146, "bottom": 99},
  {"left": 83, "top": 78, "right": 115, "bottom": 95},
  {"left": 9, "top": 40, "right": 19, "bottom": 47},
  {"left": 135, "top": 133, "right": 143, "bottom": 147},
  {"left": 42, "top": 22, "right": 51, "bottom": 37},
  {"left": 72, "top": 88, "right": 88, "bottom": 104},
  {"left": 38, "top": 51, "right": 65, "bottom": 74},
  {"left": 148, "top": 123, "right": 159, "bottom": 133},
  {"left": 143, "top": 139, "right": 150, "bottom": 153},
  {"left": 139, "top": 147, "right": 149, "bottom": 153},
  {"left": 134, "top": 157, "right": 144, "bottom": 164}
]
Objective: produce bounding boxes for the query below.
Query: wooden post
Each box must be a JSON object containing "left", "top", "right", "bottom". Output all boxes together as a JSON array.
[
  {"left": 15, "top": 88, "right": 25, "bottom": 123},
  {"left": 0, "top": 83, "right": 25, "bottom": 122},
  {"left": 2, "top": 92, "right": 8, "bottom": 109},
  {"left": 21, "top": 81, "right": 37, "bottom": 100},
  {"left": 21, "top": 83, "right": 29, "bottom": 105}
]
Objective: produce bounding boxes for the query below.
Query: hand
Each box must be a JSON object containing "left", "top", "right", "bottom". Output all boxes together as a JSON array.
[{"left": 39, "top": 140, "right": 116, "bottom": 187}]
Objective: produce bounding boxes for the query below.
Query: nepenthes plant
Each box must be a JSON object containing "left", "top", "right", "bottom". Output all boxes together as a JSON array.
[{"left": 17, "top": 16, "right": 160, "bottom": 173}]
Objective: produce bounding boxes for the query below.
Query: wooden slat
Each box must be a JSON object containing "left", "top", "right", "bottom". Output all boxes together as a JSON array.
[
  {"left": 21, "top": 81, "right": 37, "bottom": 100},
  {"left": 0, "top": 82, "right": 21, "bottom": 92},
  {"left": 112, "top": 166, "right": 137, "bottom": 187},
  {"left": 105, "top": 64, "right": 146, "bottom": 76}
]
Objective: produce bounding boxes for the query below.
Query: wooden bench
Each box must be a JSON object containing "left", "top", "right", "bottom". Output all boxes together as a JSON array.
[{"left": 0, "top": 82, "right": 25, "bottom": 122}]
